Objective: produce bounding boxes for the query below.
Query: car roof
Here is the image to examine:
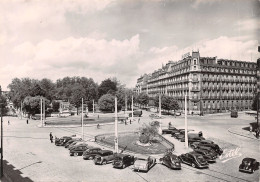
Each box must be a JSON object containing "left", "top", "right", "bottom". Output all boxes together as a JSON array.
[
  {"left": 115, "top": 153, "right": 130, "bottom": 157},
  {"left": 243, "top": 158, "right": 256, "bottom": 162},
  {"left": 134, "top": 154, "right": 150, "bottom": 160},
  {"left": 98, "top": 150, "right": 113, "bottom": 154},
  {"left": 202, "top": 140, "right": 213, "bottom": 143}
]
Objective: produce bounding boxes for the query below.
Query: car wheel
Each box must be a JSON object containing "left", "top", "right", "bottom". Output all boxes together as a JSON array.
[
  {"left": 252, "top": 169, "right": 255, "bottom": 173},
  {"left": 191, "top": 163, "right": 196, "bottom": 168},
  {"left": 89, "top": 156, "right": 93, "bottom": 160},
  {"left": 102, "top": 160, "right": 107, "bottom": 165},
  {"left": 190, "top": 145, "right": 195, "bottom": 149},
  {"left": 122, "top": 164, "right": 126, "bottom": 169},
  {"left": 74, "top": 152, "right": 78, "bottom": 156}
]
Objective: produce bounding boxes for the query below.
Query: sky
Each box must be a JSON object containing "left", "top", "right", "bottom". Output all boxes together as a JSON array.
[{"left": 0, "top": 0, "right": 259, "bottom": 90}]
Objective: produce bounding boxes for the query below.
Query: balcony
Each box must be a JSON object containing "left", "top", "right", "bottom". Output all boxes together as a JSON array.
[
  {"left": 190, "top": 96, "right": 200, "bottom": 102},
  {"left": 192, "top": 78, "right": 199, "bottom": 82},
  {"left": 191, "top": 87, "right": 200, "bottom": 92}
]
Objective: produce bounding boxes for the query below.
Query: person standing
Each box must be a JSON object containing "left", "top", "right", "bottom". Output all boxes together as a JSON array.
[
  {"left": 256, "top": 128, "right": 259, "bottom": 139},
  {"left": 130, "top": 120, "right": 132, "bottom": 124},
  {"left": 26, "top": 119, "right": 28, "bottom": 124},
  {"left": 50, "top": 132, "right": 53, "bottom": 143}
]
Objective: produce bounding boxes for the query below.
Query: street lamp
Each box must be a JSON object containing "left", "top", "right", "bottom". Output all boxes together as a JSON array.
[{"left": 0, "top": 101, "right": 3, "bottom": 177}]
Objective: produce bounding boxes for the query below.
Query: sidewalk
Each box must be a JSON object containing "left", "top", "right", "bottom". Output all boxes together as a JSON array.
[{"left": 228, "top": 126, "right": 260, "bottom": 140}]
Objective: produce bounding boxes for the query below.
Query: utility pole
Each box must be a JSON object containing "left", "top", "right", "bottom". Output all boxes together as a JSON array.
[
  {"left": 82, "top": 98, "right": 84, "bottom": 140},
  {"left": 40, "top": 98, "right": 43, "bottom": 127},
  {"left": 159, "top": 94, "right": 161, "bottom": 117},
  {"left": 185, "top": 95, "right": 188, "bottom": 148},
  {"left": 43, "top": 98, "right": 45, "bottom": 125},
  {"left": 131, "top": 95, "right": 134, "bottom": 121},
  {"left": 21, "top": 101, "right": 23, "bottom": 119},
  {"left": 115, "top": 97, "right": 118, "bottom": 153},
  {"left": 93, "top": 100, "right": 94, "bottom": 114}
]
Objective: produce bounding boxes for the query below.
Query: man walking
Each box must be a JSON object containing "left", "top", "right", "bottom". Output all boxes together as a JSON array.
[
  {"left": 26, "top": 119, "right": 29, "bottom": 124},
  {"left": 50, "top": 132, "right": 53, "bottom": 143}
]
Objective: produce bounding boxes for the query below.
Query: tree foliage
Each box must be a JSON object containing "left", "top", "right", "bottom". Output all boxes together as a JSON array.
[
  {"left": 98, "top": 79, "right": 117, "bottom": 98},
  {"left": 23, "top": 96, "right": 50, "bottom": 115},
  {"left": 139, "top": 123, "right": 159, "bottom": 144},
  {"left": 137, "top": 92, "right": 149, "bottom": 107},
  {"left": 98, "top": 94, "right": 115, "bottom": 112}
]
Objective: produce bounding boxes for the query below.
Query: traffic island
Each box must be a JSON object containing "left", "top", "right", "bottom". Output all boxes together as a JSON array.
[{"left": 95, "top": 132, "right": 174, "bottom": 154}]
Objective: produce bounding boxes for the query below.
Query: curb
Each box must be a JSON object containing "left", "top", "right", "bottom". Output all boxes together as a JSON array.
[
  {"left": 228, "top": 128, "right": 259, "bottom": 141},
  {"left": 37, "top": 121, "right": 122, "bottom": 128}
]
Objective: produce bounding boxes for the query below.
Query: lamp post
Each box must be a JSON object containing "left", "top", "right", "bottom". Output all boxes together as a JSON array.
[
  {"left": 115, "top": 97, "right": 118, "bottom": 153},
  {"left": 82, "top": 98, "right": 84, "bottom": 140}
]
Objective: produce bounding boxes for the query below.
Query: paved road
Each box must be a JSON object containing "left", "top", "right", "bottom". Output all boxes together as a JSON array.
[{"left": 1, "top": 111, "right": 259, "bottom": 182}]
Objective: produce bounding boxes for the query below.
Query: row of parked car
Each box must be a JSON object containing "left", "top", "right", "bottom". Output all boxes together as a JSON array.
[
  {"left": 162, "top": 125, "right": 260, "bottom": 173},
  {"left": 54, "top": 135, "right": 156, "bottom": 172}
]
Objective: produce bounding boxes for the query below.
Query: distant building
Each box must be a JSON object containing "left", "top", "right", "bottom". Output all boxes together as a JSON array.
[{"left": 135, "top": 51, "right": 257, "bottom": 114}]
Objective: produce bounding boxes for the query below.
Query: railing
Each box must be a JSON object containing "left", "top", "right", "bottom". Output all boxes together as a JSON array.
[{"left": 191, "top": 87, "right": 200, "bottom": 92}]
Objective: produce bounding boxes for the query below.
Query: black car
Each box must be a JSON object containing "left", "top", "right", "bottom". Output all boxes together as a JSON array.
[
  {"left": 191, "top": 140, "right": 223, "bottom": 155},
  {"left": 239, "top": 158, "right": 259, "bottom": 173},
  {"left": 93, "top": 150, "right": 115, "bottom": 165},
  {"left": 179, "top": 152, "right": 208, "bottom": 168},
  {"left": 193, "top": 149, "right": 217, "bottom": 162},
  {"left": 83, "top": 147, "right": 102, "bottom": 160},
  {"left": 55, "top": 136, "right": 72, "bottom": 146},
  {"left": 162, "top": 127, "right": 179, "bottom": 134},
  {"left": 65, "top": 138, "right": 82, "bottom": 148},
  {"left": 70, "top": 145, "right": 90, "bottom": 156},
  {"left": 112, "top": 154, "right": 135, "bottom": 168},
  {"left": 159, "top": 153, "right": 181, "bottom": 169}
]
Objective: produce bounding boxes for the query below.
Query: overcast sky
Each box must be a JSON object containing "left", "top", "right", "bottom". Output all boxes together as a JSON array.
[{"left": 0, "top": 0, "right": 259, "bottom": 90}]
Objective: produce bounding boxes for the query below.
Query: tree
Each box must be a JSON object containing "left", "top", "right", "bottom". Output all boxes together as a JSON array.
[
  {"left": 98, "top": 94, "right": 115, "bottom": 112},
  {"left": 70, "top": 84, "right": 86, "bottom": 115},
  {"left": 98, "top": 79, "right": 117, "bottom": 98},
  {"left": 252, "top": 93, "right": 259, "bottom": 111},
  {"left": 161, "top": 95, "right": 179, "bottom": 114},
  {"left": 0, "top": 93, "right": 8, "bottom": 116},
  {"left": 52, "top": 101, "right": 60, "bottom": 112},
  {"left": 137, "top": 92, "right": 149, "bottom": 108},
  {"left": 23, "top": 96, "right": 50, "bottom": 116}
]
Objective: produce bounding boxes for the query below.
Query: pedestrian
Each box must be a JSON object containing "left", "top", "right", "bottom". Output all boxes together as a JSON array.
[
  {"left": 97, "top": 123, "right": 100, "bottom": 129},
  {"left": 50, "top": 132, "right": 53, "bottom": 143},
  {"left": 8, "top": 120, "right": 10, "bottom": 125},
  {"left": 168, "top": 122, "right": 172, "bottom": 128},
  {"left": 130, "top": 120, "right": 132, "bottom": 124},
  {"left": 249, "top": 125, "right": 252, "bottom": 134},
  {"left": 138, "top": 118, "right": 140, "bottom": 123},
  {"left": 26, "top": 119, "right": 28, "bottom": 124},
  {"left": 125, "top": 120, "right": 127, "bottom": 125}
]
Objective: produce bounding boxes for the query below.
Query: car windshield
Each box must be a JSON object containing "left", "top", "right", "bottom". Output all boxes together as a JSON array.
[
  {"left": 196, "top": 156, "right": 206, "bottom": 163},
  {"left": 114, "top": 157, "right": 123, "bottom": 161},
  {"left": 136, "top": 158, "right": 147, "bottom": 161}
]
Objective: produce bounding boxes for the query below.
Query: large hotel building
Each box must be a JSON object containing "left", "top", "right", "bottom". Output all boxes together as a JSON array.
[{"left": 135, "top": 51, "right": 258, "bottom": 114}]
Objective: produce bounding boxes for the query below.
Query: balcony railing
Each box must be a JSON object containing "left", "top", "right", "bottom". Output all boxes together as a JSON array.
[{"left": 191, "top": 87, "right": 200, "bottom": 92}]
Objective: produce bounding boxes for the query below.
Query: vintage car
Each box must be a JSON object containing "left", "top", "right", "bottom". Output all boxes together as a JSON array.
[
  {"left": 193, "top": 149, "right": 217, "bottom": 162},
  {"left": 162, "top": 126, "right": 179, "bottom": 134},
  {"left": 171, "top": 129, "right": 194, "bottom": 138},
  {"left": 55, "top": 136, "right": 72, "bottom": 146},
  {"left": 178, "top": 152, "right": 208, "bottom": 168},
  {"left": 159, "top": 153, "right": 181, "bottom": 169},
  {"left": 68, "top": 141, "right": 87, "bottom": 150},
  {"left": 191, "top": 140, "right": 223, "bottom": 155},
  {"left": 93, "top": 150, "right": 115, "bottom": 165},
  {"left": 69, "top": 145, "right": 90, "bottom": 156},
  {"left": 133, "top": 155, "right": 156, "bottom": 172},
  {"left": 239, "top": 158, "right": 259, "bottom": 173},
  {"left": 112, "top": 154, "right": 135, "bottom": 169},
  {"left": 65, "top": 138, "right": 82, "bottom": 148},
  {"left": 82, "top": 147, "right": 102, "bottom": 160}
]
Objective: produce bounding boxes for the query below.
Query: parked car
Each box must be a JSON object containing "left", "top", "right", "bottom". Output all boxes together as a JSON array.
[
  {"left": 159, "top": 153, "right": 181, "bottom": 169},
  {"left": 83, "top": 147, "right": 102, "bottom": 160},
  {"left": 65, "top": 138, "right": 82, "bottom": 148},
  {"left": 68, "top": 141, "right": 87, "bottom": 150},
  {"left": 162, "top": 126, "right": 179, "bottom": 134},
  {"left": 133, "top": 155, "right": 156, "bottom": 172},
  {"left": 70, "top": 145, "right": 90, "bottom": 156},
  {"left": 195, "top": 146, "right": 218, "bottom": 156},
  {"left": 193, "top": 149, "right": 217, "bottom": 162},
  {"left": 239, "top": 158, "right": 259, "bottom": 173},
  {"left": 231, "top": 110, "right": 238, "bottom": 118},
  {"left": 178, "top": 152, "right": 208, "bottom": 168},
  {"left": 69, "top": 143, "right": 88, "bottom": 151},
  {"left": 171, "top": 129, "right": 194, "bottom": 138},
  {"left": 112, "top": 154, "right": 135, "bottom": 169},
  {"left": 93, "top": 150, "right": 115, "bottom": 165},
  {"left": 55, "top": 136, "right": 72, "bottom": 146},
  {"left": 191, "top": 140, "right": 223, "bottom": 155},
  {"left": 129, "top": 110, "right": 142, "bottom": 117},
  {"left": 179, "top": 133, "right": 204, "bottom": 142}
]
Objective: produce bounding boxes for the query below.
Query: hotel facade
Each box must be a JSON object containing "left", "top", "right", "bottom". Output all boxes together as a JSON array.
[{"left": 135, "top": 51, "right": 258, "bottom": 114}]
